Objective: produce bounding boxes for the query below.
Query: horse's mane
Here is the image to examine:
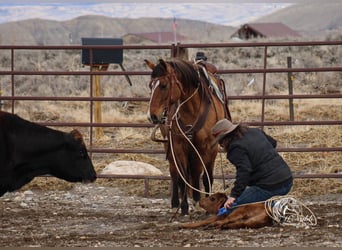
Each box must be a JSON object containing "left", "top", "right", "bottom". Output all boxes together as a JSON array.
[{"left": 153, "top": 59, "right": 201, "bottom": 89}]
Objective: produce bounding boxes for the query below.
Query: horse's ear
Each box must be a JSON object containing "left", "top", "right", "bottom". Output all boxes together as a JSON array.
[
  {"left": 159, "top": 59, "right": 172, "bottom": 74},
  {"left": 144, "top": 59, "right": 155, "bottom": 70},
  {"left": 159, "top": 59, "right": 169, "bottom": 69}
]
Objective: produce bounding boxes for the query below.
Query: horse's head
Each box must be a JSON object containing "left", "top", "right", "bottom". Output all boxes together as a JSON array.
[{"left": 145, "top": 59, "right": 185, "bottom": 124}]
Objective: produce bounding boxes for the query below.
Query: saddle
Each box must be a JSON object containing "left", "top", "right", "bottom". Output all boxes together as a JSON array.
[
  {"left": 198, "top": 61, "right": 217, "bottom": 74},
  {"left": 194, "top": 60, "right": 231, "bottom": 121}
]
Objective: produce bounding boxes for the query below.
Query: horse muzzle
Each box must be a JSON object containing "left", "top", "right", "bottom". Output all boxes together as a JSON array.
[
  {"left": 149, "top": 114, "right": 161, "bottom": 124},
  {"left": 148, "top": 108, "right": 168, "bottom": 124}
]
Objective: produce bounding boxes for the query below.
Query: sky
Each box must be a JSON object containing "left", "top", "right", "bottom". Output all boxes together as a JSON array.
[{"left": 0, "top": 1, "right": 294, "bottom": 26}]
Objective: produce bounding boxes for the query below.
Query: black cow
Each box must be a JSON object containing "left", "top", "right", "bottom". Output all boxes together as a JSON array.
[{"left": 0, "top": 111, "right": 97, "bottom": 197}]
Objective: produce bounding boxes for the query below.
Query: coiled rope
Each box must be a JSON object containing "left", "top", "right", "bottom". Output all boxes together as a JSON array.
[{"left": 265, "top": 195, "right": 317, "bottom": 227}]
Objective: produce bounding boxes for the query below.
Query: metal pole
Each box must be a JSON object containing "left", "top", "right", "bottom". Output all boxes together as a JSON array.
[
  {"left": 287, "top": 56, "right": 294, "bottom": 121},
  {"left": 261, "top": 45, "right": 268, "bottom": 130},
  {"left": 0, "top": 81, "right": 2, "bottom": 111}
]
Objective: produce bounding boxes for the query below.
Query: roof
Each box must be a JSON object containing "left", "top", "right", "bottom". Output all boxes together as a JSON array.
[
  {"left": 123, "top": 32, "right": 186, "bottom": 44},
  {"left": 233, "top": 23, "right": 301, "bottom": 38},
  {"left": 248, "top": 23, "right": 301, "bottom": 37}
]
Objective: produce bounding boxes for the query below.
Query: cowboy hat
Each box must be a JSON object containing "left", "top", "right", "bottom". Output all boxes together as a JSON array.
[{"left": 210, "top": 119, "right": 239, "bottom": 147}]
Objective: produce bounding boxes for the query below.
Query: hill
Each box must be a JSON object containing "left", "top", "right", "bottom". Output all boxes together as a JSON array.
[
  {"left": 0, "top": 2, "right": 341, "bottom": 45},
  {"left": 0, "top": 15, "right": 235, "bottom": 45},
  {"left": 254, "top": 2, "right": 342, "bottom": 37}
]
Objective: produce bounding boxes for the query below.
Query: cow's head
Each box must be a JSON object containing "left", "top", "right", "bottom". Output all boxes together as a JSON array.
[{"left": 50, "top": 129, "right": 97, "bottom": 183}]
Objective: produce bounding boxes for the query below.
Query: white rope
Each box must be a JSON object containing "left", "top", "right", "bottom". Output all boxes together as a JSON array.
[
  {"left": 168, "top": 87, "right": 212, "bottom": 196},
  {"left": 265, "top": 195, "right": 317, "bottom": 227},
  {"left": 169, "top": 129, "right": 211, "bottom": 196}
]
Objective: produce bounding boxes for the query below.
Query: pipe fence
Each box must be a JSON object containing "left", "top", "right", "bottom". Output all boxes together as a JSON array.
[{"left": 0, "top": 41, "right": 341, "bottom": 195}]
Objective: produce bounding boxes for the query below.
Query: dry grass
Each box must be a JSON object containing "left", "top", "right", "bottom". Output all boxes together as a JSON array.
[{"left": 21, "top": 97, "right": 341, "bottom": 198}]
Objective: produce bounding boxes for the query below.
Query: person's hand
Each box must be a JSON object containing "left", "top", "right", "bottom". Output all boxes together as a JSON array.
[{"left": 224, "top": 197, "right": 236, "bottom": 209}]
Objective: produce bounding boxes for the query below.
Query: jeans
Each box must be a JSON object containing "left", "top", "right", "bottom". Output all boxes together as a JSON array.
[{"left": 234, "top": 179, "right": 293, "bottom": 206}]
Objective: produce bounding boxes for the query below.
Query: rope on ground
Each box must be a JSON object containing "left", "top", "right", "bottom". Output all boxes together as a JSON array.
[{"left": 265, "top": 195, "right": 317, "bottom": 227}]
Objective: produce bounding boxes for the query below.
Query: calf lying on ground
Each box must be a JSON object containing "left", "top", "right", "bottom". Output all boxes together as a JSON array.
[{"left": 181, "top": 192, "right": 273, "bottom": 229}]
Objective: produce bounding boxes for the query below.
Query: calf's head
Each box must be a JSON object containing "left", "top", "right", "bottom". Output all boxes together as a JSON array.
[
  {"left": 199, "top": 192, "right": 228, "bottom": 214},
  {"left": 50, "top": 129, "right": 97, "bottom": 183}
]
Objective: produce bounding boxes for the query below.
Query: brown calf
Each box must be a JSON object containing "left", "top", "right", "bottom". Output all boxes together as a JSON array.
[{"left": 181, "top": 192, "right": 273, "bottom": 229}]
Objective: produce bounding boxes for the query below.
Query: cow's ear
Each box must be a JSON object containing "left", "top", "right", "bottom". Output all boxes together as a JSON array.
[
  {"left": 70, "top": 129, "right": 83, "bottom": 142},
  {"left": 144, "top": 59, "right": 155, "bottom": 70}
]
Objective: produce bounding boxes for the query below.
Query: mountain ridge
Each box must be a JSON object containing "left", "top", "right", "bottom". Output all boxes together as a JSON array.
[{"left": 1, "top": 2, "right": 341, "bottom": 45}]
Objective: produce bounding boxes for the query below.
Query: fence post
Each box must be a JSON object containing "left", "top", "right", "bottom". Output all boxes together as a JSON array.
[
  {"left": 0, "top": 82, "right": 2, "bottom": 111},
  {"left": 261, "top": 45, "right": 268, "bottom": 130},
  {"left": 287, "top": 56, "right": 294, "bottom": 121},
  {"left": 93, "top": 64, "right": 108, "bottom": 139}
]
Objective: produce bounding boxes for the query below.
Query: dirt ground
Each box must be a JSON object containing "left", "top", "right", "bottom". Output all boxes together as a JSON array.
[{"left": 0, "top": 183, "right": 341, "bottom": 247}]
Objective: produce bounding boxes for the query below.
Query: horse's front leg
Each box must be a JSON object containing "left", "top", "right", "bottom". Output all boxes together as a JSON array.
[
  {"left": 202, "top": 163, "right": 214, "bottom": 197},
  {"left": 189, "top": 160, "right": 208, "bottom": 213},
  {"left": 177, "top": 174, "right": 189, "bottom": 215},
  {"left": 170, "top": 163, "right": 189, "bottom": 215},
  {"left": 191, "top": 172, "right": 201, "bottom": 209},
  {"left": 169, "top": 160, "right": 181, "bottom": 212},
  {"left": 171, "top": 178, "right": 180, "bottom": 212}
]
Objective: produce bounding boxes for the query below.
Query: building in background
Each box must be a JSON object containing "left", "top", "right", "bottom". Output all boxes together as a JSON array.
[{"left": 231, "top": 22, "right": 301, "bottom": 40}]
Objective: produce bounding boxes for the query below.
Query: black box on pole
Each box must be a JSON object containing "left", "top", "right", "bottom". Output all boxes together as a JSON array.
[{"left": 81, "top": 38, "right": 123, "bottom": 65}]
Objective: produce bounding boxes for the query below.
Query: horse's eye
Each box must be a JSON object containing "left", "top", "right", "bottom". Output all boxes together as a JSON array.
[
  {"left": 159, "top": 84, "right": 167, "bottom": 90},
  {"left": 210, "top": 197, "right": 216, "bottom": 202}
]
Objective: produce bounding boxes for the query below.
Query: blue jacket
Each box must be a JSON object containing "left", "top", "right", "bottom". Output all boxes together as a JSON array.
[{"left": 226, "top": 128, "right": 293, "bottom": 198}]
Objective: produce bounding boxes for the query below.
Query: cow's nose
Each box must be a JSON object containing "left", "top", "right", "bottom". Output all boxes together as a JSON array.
[{"left": 92, "top": 174, "right": 97, "bottom": 182}]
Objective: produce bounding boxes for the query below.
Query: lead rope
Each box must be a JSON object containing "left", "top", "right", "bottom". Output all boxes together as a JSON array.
[{"left": 168, "top": 87, "right": 212, "bottom": 196}]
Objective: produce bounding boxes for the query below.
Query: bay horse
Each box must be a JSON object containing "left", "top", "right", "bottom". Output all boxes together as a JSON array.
[{"left": 145, "top": 58, "right": 231, "bottom": 215}]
